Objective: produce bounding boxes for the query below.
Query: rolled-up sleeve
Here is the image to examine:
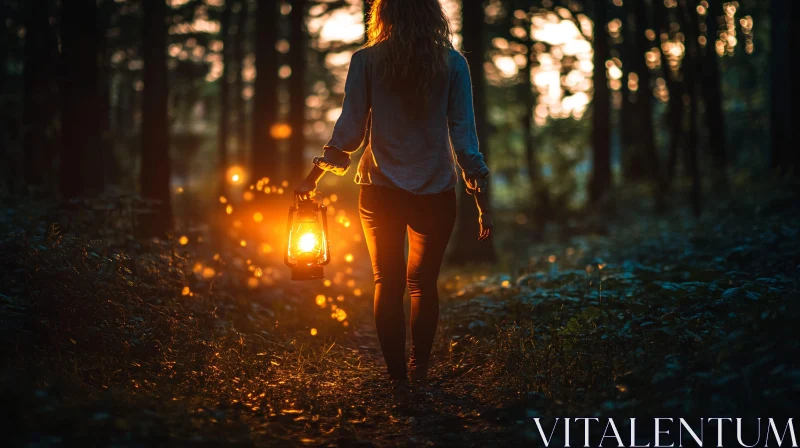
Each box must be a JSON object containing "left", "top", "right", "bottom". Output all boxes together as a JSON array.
[
  {"left": 318, "top": 50, "right": 370, "bottom": 175},
  {"left": 448, "top": 53, "right": 489, "bottom": 181}
]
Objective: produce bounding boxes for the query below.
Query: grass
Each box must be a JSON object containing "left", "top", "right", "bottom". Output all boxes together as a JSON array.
[{"left": 1, "top": 185, "right": 798, "bottom": 446}]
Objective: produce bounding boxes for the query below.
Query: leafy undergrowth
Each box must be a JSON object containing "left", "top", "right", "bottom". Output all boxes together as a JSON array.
[{"left": 1, "top": 186, "right": 798, "bottom": 446}]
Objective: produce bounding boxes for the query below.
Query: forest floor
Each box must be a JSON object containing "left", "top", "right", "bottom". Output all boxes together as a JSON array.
[{"left": 1, "top": 183, "right": 799, "bottom": 447}]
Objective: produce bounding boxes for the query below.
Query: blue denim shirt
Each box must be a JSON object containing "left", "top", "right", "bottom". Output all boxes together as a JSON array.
[{"left": 314, "top": 46, "right": 489, "bottom": 195}]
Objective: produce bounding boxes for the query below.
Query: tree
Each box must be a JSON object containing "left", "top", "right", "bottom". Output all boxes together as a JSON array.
[
  {"left": 770, "top": 0, "right": 795, "bottom": 177},
  {"left": 589, "top": 0, "right": 612, "bottom": 203},
  {"left": 233, "top": 0, "right": 248, "bottom": 162},
  {"left": 679, "top": 0, "right": 702, "bottom": 216},
  {"left": 0, "top": 2, "right": 8, "bottom": 192},
  {"left": 631, "top": 0, "right": 664, "bottom": 208},
  {"left": 23, "top": 0, "right": 57, "bottom": 190},
  {"left": 251, "top": 0, "right": 278, "bottom": 182},
  {"left": 448, "top": 0, "right": 496, "bottom": 264},
  {"left": 702, "top": 0, "right": 727, "bottom": 188},
  {"left": 98, "top": 0, "right": 117, "bottom": 185},
  {"left": 520, "top": 5, "right": 550, "bottom": 233},
  {"left": 617, "top": 0, "right": 639, "bottom": 182},
  {"left": 140, "top": 0, "right": 173, "bottom": 236},
  {"left": 218, "top": 0, "right": 233, "bottom": 198},
  {"left": 60, "top": 0, "right": 103, "bottom": 198},
  {"left": 654, "top": 0, "right": 685, "bottom": 188},
  {"left": 288, "top": 0, "right": 308, "bottom": 183}
]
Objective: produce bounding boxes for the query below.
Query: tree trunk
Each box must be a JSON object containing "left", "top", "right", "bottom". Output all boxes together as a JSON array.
[
  {"left": 60, "top": 0, "right": 102, "bottom": 198},
  {"left": 23, "top": 0, "right": 57, "bottom": 190},
  {"left": 140, "top": 0, "right": 173, "bottom": 236},
  {"left": 617, "top": 0, "right": 639, "bottom": 182},
  {"left": 654, "top": 0, "right": 684, "bottom": 189},
  {"left": 233, "top": 0, "right": 248, "bottom": 164},
  {"left": 219, "top": 1, "right": 232, "bottom": 198},
  {"left": 523, "top": 13, "right": 550, "bottom": 233},
  {"left": 702, "top": 0, "right": 727, "bottom": 189},
  {"left": 448, "top": 0, "right": 496, "bottom": 264},
  {"left": 288, "top": 0, "right": 307, "bottom": 184},
  {"left": 770, "top": 0, "right": 794, "bottom": 176},
  {"left": 98, "top": 0, "right": 117, "bottom": 187},
  {"left": 681, "top": 0, "right": 702, "bottom": 216},
  {"left": 251, "top": 0, "right": 278, "bottom": 182},
  {"left": 631, "top": 0, "right": 664, "bottom": 208},
  {"left": 0, "top": 2, "right": 9, "bottom": 192},
  {"left": 665, "top": 78, "right": 684, "bottom": 186},
  {"left": 589, "top": 0, "right": 612, "bottom": 204}
]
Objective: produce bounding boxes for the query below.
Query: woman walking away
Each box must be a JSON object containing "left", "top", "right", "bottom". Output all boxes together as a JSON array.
[{"left": 294, "top": 0, "right": 492, "bottom": 401}]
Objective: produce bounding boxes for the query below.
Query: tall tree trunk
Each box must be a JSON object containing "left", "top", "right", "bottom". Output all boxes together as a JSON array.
[
  {"left": 770, "top": 0, "right": 794, "bottom": 177},
  {"left": 140, "top": 0, "right": 173, "bottom": 236},
  {"left": 654, "top": 0, "right": 684, "bottom": 189},
  {"left": 631, "top": 0, "right": 664, "bottom": 208},
  {"left": 60, "top": 0, "right": 102, "bottom": 198},
  {"left": 23, "top": 0, "right": 57, "bottom": 190},
  {"left": 589, "top": 0, "right": 612, "bottom": 204},
  {"left": 251, "top": 0, "right": 278, "bottom": 182},
  {"left": 523, "top": 13, "right": 550, "bottom": 233},
  {"left": 219, "top": 1, "right": 232, "bottom": 198},
  {"left": 681, "top": 0, "right": 702, "bottom": 216},
  {"left": 702, "top": 0, "right": 727, "bottom": 189},
  {"left": 98, "top": 0, "right": 117, "bottom": 187},
  {"left": 448, "top": 0, "right": 496, "bottom": 264},
  {"left": 288, "top": 0, "right": 307, "bottom": 184},
  {"left": 617, "top": 0, "right": 639, "bottom": 182},
  {"left": 233, "top": 0, "right": 247, "bottom": 163},
  {"left": 665, "top": 78, "right": 684, "bottom": 186},
  {"left": 0, "top": 2, "right": 9, "bottom": 192}
]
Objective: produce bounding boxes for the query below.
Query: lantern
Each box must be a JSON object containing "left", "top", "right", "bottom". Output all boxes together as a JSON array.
[{"left": 284, "top": 198, "right": 331, "bottom": 280}]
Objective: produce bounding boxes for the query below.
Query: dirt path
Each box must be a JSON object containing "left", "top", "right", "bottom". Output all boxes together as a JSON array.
[{"left": 308, "top": 299, "right": 517, "bottom": 447}]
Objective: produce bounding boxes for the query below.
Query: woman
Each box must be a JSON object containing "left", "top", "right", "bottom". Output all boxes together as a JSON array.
[{"left": 294, "top": 0, "right": 492, "bottom": 393}]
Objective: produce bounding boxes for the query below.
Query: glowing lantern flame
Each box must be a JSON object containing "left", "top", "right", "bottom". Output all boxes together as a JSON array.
[{"left": 297, "top": 232, "right": 318, "bottom": 253}]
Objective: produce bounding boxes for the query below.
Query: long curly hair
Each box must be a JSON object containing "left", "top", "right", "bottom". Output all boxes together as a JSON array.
[{"left": 366, "top": 0, "right": 454, "bottom": 116}]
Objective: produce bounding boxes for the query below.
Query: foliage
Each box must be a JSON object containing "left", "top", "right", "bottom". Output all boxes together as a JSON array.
[{"left": 1, "top": 184, "right": 798, "bottom": 444}]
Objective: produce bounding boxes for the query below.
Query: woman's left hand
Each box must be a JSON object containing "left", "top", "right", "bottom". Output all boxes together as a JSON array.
[{"left": 478, "top": 212, "right": 494, "bottom": 241}]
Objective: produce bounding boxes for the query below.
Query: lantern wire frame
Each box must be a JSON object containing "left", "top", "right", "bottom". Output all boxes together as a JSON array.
[{"left": 284, "top": 197, "right": 331, "bottom": 280}]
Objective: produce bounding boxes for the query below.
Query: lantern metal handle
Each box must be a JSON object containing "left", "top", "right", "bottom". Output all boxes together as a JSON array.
[
  {"left": 284, "top": 205, "right": 298, "bottom": 267},
  {"left": 320, "top": 205, "right": 331, "bottom": 265}
]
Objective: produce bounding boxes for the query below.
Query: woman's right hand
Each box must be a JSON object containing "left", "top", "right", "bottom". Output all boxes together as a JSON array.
[{"left": 294, "top": 177, "right": 318, "bottom": 202}]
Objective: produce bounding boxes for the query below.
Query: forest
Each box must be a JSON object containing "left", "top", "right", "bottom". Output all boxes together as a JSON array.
[{"left": 0, "top": 0, "right": 798, "bottom": 446}]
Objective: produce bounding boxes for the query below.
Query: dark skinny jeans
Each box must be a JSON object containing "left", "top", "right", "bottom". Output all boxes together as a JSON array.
[{"left": 359, "top": 185, "right": 457, "bottom": 380}]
